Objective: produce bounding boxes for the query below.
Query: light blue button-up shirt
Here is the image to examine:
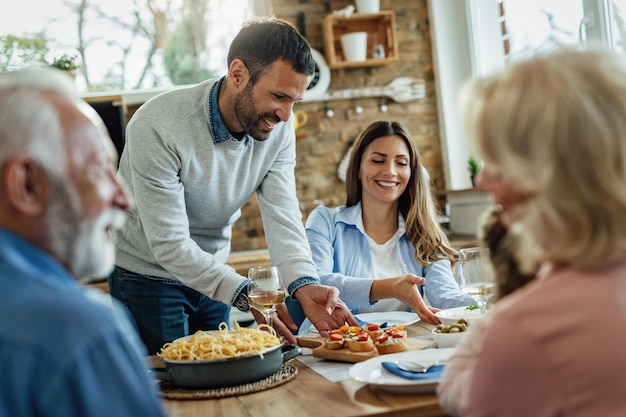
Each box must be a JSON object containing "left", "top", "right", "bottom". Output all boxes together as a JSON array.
[{"left": 305, "top": 203, "right": 476, "bottom": 312}]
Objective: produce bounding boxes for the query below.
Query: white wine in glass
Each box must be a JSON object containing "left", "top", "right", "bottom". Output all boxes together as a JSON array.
[
  {"left": 247, "top": 266, "right": 286, "bottom": 328},
  {"left": 456, "top": 247, "right": 495, "bottom": 312}
]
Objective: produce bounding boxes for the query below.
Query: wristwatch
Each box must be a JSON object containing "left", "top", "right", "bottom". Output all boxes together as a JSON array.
[{"left": 233, "top": 286, "right": 250, "bottom": 312}]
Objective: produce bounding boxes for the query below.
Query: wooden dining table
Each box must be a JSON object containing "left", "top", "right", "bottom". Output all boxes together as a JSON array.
[{"left": 159, "top": 322, "right": 450, "bottom": 417}]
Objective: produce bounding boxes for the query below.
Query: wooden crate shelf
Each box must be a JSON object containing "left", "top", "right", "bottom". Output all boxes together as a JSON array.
[{"left": 322, "top": 11, "right": 398, "bottom": 69}]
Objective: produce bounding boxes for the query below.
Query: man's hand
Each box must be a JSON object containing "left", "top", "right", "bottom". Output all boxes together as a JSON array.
[
  {"left": 250, "top": 304, "right": 299, "bottom": 345},
  {"left": 293, "top": 283, "right": 358, "bottom": 336}
]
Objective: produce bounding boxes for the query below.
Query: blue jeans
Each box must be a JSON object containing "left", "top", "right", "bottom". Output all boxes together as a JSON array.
[{"left": 108, "top": 266, "right": 230, "bottom": 355}]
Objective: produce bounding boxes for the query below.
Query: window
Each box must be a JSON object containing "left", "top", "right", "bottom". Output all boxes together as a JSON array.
[
  {"left": 428, "top": 0, "right": 625, "bottom": 190},
  {"left": 0, "top": 0, "right": 258, "bottom": 93},
  {"left": 501, "top": 0, "right": 626, "bottom": 58},
  {"left": 500, "top": 0, "right": 584, "bottom": 61}
]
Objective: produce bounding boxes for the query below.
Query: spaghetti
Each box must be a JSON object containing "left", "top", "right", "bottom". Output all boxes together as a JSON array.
[{"left": 157, "top": 322, "right": 281, "bottom": 361}]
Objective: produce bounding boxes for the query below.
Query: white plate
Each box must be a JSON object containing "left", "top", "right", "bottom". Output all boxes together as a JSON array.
[
  {"left": 435, "top": 306, "right": 483, "bottom": 325},
  {"left": 355, "top": 311, "right": 420, "bottom": 327},
  {"left": 348, "top": 348, "right": 456, "bottom": 394}
]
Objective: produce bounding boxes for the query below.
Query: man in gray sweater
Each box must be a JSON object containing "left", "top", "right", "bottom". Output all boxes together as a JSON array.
[{"left": 108, "top": 16, "right": 355, "bottom": 354}]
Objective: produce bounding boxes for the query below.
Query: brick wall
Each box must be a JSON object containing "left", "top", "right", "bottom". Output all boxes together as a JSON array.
[{"left": 231, "top": 0, "right": 442, "bottom": 251}]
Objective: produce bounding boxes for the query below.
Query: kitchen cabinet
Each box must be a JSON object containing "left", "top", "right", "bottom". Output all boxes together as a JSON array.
[
  {"left": 83, "top": 94, "right": 127, "bottom": 159},
  {"left": 82, "top": 89, "right": 165, "bottom": 160},
  {"left": 322, "top": 11, "right": 398, "bottom": 69}
]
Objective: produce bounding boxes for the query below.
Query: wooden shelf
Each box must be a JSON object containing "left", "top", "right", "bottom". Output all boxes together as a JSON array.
[{"left": 322, "top": 11, "right": 398, "bottom": 69}]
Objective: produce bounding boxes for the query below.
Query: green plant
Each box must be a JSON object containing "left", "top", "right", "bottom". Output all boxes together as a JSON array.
[
  {"left": 467, "top": 155, "right": 482, "bottom": 175},
  {"left": 0, "top": 35, "right": 49, "bottom": 72},
  {"left": 468, "top": 155, "right": 482, "bottom": 187},
  {"left": 49, "top": 54, "right": 79, "bottom": 71}
]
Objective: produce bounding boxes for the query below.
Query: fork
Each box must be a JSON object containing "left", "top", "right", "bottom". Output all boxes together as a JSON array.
[{"left": 396, "top": 360, "right": 446, "bottom": 373}]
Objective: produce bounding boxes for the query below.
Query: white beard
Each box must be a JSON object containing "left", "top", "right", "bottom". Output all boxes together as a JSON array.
[
  {"left": 44, "top": 176, "right": 126, "bottom": 283},
  {"left": 70, "top": 209, "right": 126, "bottom": 283}
]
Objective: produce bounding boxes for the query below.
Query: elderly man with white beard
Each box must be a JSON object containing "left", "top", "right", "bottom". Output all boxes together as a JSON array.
[{"left": 0, "top": 68, "right": 168, "bottom": 417}]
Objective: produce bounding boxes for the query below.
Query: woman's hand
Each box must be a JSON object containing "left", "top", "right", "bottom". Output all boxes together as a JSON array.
[{"left": 370, "top": 274, "right": 441, "bottom": 324}]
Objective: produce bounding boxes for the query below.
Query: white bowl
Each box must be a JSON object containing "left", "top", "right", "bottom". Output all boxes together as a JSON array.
[
  {"left": 435, "top": 306, "right": 483, "bottom": 326},
  {"left": 431, "top": 327, "right": 468, "bottom": 348}
]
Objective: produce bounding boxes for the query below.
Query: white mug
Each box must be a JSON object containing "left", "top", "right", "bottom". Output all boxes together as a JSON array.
[
  {"left": 340, "top": 32, "right": 368, "bottom": 62},
  {"left": 355, "top": 0, "right": 380, "bottom": 13}
]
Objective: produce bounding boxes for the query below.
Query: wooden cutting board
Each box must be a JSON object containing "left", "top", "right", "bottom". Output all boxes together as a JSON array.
[{"left": 296, "top": 336, "right": 434, "bottom": 363}]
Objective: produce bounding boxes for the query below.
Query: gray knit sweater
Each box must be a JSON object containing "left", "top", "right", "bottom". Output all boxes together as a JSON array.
[{"left": 113, "top": 78, "right": 318, "bottom": 305}]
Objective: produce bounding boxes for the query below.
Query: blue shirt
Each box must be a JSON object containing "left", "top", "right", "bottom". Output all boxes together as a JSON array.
[
  {"left": 305, "top": 203, "right": 476, "bottom": 312},
  {"left": 0, "top": 229, "right": 167, "bottom": 417}
]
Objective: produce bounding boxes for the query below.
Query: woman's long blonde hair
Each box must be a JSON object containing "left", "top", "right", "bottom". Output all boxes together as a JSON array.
[
  {"left": 345, "top": 120, "right": 457, "bottom": 265},
  {"left": 462, "top": 48, "right": 626, "bottom": 267}
]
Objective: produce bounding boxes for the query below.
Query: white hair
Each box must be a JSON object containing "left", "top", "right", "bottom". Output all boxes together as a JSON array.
[{"left": 0, "top": 67, "right": 80, "bottom": 177}]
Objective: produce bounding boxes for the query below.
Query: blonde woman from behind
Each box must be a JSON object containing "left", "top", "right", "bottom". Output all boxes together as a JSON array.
[{"left": 437, "top": 48, "right": 626, "bottom": 416}]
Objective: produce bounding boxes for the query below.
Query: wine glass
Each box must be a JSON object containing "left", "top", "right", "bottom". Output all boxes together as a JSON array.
[
  {"left": 455, "top": 247, "right": 495, "bottom": 312},
  {"left": 247, "top": 266, "right": 287, "bottom": 329}
]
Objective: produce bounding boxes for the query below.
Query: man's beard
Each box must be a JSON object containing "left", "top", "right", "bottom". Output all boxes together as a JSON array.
[
  {"left": 232, "top": 82, "right": 279, "bottom": 141},
  {"left": 44, "top": 176, "right": 125, "bottom": 283}
]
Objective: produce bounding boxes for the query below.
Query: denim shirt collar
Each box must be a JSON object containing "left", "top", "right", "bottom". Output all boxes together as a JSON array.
[
  {"left": 339, "top": 202, "right": 406, "bottom": 237},
  {"left": 0, "top": 228, "right": 74, "bottom": 288},
  {"left": 335, "top": 203, "right": 363, "bottom": 226},
  {"left": 208, "top": 76, "right": 250, "bottom": 144}
]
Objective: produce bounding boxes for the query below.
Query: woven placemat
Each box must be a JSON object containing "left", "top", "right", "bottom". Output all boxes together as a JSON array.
[{"left": 158, "top": 363, "right": 298, "bottom": 400}]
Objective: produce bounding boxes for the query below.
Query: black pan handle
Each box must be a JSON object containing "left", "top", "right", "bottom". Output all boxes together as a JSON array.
[
  {"left": 281, "top": 344, "right": 302, "bottom": 363},
  {"left": 148, "top": 366, "right": 174, "bottom": 382}
]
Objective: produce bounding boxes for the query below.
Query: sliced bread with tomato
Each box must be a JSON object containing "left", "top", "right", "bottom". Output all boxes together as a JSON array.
[
  {"left": 384, "top": 325, "right": 407, "bottom": 340},
  {"left": 374, "top": 332, "right": 407, "bottom": 354},
  {"left": 361, "top": 323, "right": 384, "bottom": 340},
  {"left": 324, "top": 330, "right": 346, "bottom": 350},
  {"left": 345, "top": 331, "right": 375, "bottom": 352}
]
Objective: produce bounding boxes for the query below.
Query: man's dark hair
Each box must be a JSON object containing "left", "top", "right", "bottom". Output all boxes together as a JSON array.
[{"left": 227, "top": 16, "right": 315, "bottom": 86}]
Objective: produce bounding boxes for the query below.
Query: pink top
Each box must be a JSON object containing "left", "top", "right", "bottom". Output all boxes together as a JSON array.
[{"left": 437, "top": 258, "right": 626, "bottom": 417}]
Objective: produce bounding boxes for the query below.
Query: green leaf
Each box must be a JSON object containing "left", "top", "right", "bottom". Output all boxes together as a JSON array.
[
  {"left": 467, "top": 155, "right": 482, "bottom": 175},
  {"left": 49, "top": 54, "right": 79, "bottom": 71}
]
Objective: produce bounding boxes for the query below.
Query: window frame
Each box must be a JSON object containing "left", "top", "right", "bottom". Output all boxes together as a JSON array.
[{"left": 428, "top": 0, "right": 613, "bottom": 190}]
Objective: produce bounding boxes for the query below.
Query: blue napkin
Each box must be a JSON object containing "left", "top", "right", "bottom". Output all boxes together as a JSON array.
[
  {"left": 381, "top": 362, "right": 445, "bottom": 380},
  {"left": 354, "top": 316, "right": 368, "bottom": 326}
]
